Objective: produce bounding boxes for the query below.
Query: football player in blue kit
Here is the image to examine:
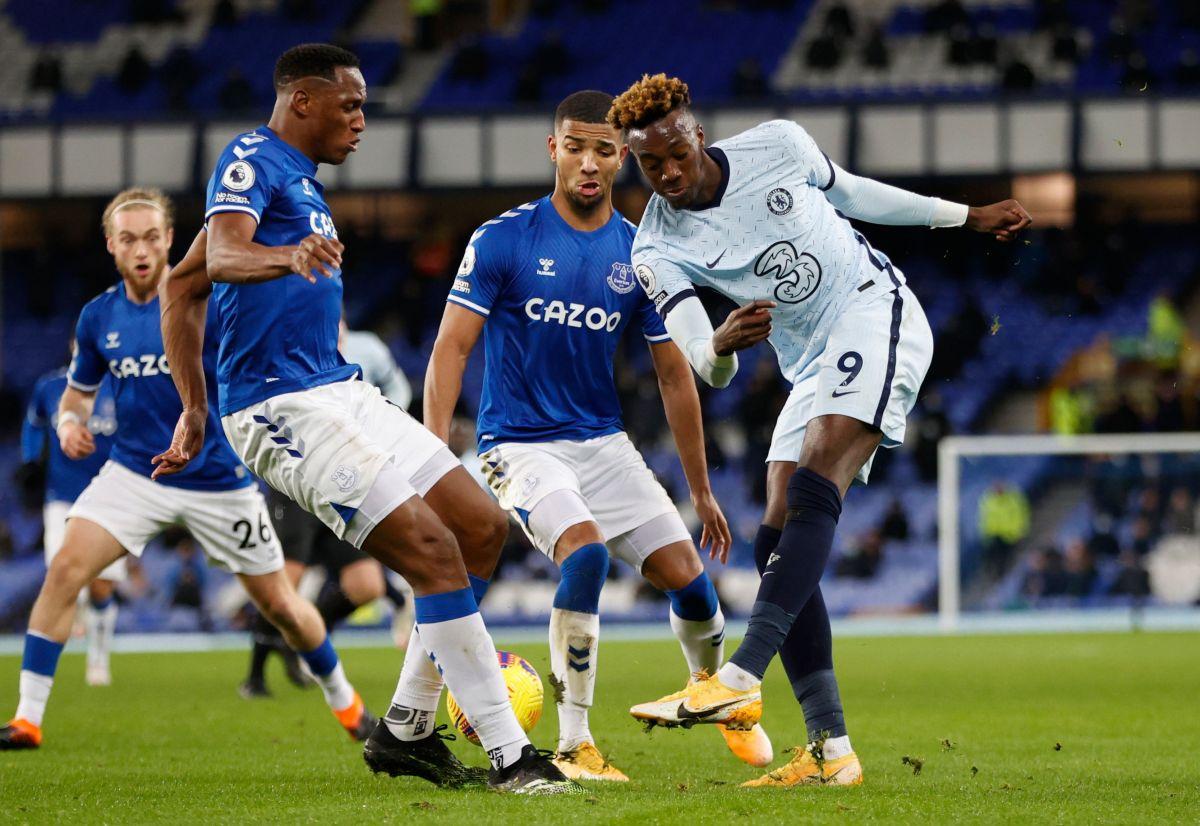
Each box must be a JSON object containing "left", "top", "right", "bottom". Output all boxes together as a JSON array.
[
  {"left": 1, "top": 188, "right": 373, "bottom": 751},
  {"left": 611, "top": 74, "right": 1030, "bottom": 787},
  {"left": 153, "top": 44, "right": 579, "bottom": 794},
  {"left": 425, "top": 91, "right": 773, "bottom": 779},
  {"left": 21, "top": 363, "right": 119, "bottom": 686}
]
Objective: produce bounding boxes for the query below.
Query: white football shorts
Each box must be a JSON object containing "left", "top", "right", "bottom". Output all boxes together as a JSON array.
[
  {"left": 223, "top": 378, "right": 459, "bottom": 549},
  {"left": 767, "top": 283, "right": 933, "bottom": 483},
  {"left": 480, "top": 432, "right": 690, "bottom": 570},
  {"left": 45, "top": 499, "right": 127, "bottom": 581},
  {"left": 67, "top": 461, "right": 282, "bottom": 575}
]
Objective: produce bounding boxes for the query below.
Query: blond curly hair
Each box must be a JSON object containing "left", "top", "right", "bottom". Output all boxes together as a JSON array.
[
  {"left": 607, "top": 73, "right": 691, "bottom": 130},
  {"left": 102, "top": 187, "right": 175, "bottom": 236}
]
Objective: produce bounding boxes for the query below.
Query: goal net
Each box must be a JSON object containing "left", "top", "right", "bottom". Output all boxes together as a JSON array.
[{"left": 937, "top": 433, "right": 1200, "bottom": 631}]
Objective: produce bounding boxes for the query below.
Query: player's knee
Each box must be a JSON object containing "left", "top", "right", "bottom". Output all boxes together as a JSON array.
[
  {"left": 45, "top": 550, "right": 93, "bottom": 597},
  {"left": 479, "top": 504, "right": 509, "bottom": 553},
  {"left": 258, "top": 591, "right": 304, "bottom": 633}
]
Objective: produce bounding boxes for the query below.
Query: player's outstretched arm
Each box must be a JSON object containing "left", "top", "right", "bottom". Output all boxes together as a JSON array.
[
  {"left": 153, "top": 229, "right": 211, "bottom": 478},
  {"left": 424, "top": 303, "right": 485, "bottom": 443},
  {"left": 207, "top": 212, "right": 343, "bottom": 284},
  {"left": 56, "top": 386, "right": 97, "bottom": 460},
  {"left": 659, "top": 294, "right": 756, "bottom": 389},
  {"left": 823, "top": 162, "right": 1032, "bottom": 240},
  {"left": 649, "top": 340, "right": 732, "bottom": 562}
]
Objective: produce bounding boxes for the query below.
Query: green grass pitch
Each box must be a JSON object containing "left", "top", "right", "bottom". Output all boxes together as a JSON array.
[{"left": 2, "top": 631, "right": 1197, "bottom": 824}]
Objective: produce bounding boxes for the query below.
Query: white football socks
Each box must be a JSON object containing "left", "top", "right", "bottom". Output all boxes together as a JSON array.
[
  {"left": 84, "top": 601, "right": 117, "bottom": 674},
  {"left": 418, "top": 612, "right": 528, "bottom": 769},
  {"left": 385, "top": 626, "right": 444, "bottom": 741},
  {"left": 717, "top": 661, "right": 761, "bottom": 691},
  {"left": 16, "top": 671, "right": 52, "bottom": 727},
  {"left": 822, "top": 734, "right": 854, "bottom": 760},
  {"left": 549, "top": 607, "right": 598, "bottom": 752},
  {"left": 314, "top": 662, "right": 356, "bottom": 712},
  {"left": 669, "top": 606, "right": 725, "bottom": 676}
]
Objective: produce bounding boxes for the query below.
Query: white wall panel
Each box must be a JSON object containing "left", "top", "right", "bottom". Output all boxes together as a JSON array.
[
  {"left": 933, "top": 105, "right": 999, "bottom": 173},
  {"left": 1082, "top": 100, "right": 1151, "bottom": 169},
  {"left": 0, "top": 128, "right": 53, "bottom": 195},
  {"left": 131, "top": 124, "right": 194, "bottom": 190},
  {"left": 60, "top": 127, "right": 123, "bottom": 194},
  {"left": 490, "top": 116, "right": 552, "bottom": 185},
  {"left": 859, "top": 106, "right": 925, "bottom": 175},
  {"left": 420, "top": 118, "right": 483, "bottom": 186},
  {"left": 1008, "top": 103, "right": 1071, "bottom": 171}
]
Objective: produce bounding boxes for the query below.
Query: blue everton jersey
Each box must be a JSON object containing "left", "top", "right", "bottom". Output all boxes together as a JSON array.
[
  {"left": 68, "top": 282, "right": 251, "bottom": 491},
  {"left": 447, "top": 196, "right": 670, "bottom": 451},
  {"left": 22, "top": 369, "right": 116, "bottom": 504},
  {"left": 204, "top": 125, "right": 357, "bottom": 416}
]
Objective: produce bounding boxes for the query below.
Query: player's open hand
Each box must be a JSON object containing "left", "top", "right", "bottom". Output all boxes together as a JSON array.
[
  {"left": 152, "top": 407, "right": 207, "bottom": 479},
  {"left": 966, "top": 199, "right": 1032, "bottom": 241},
  {"left": 713, "top": 300, "right": 775, "bottom": 356},
  {"left": 290, "top": 233, "right": 344, "bottom": 283},
  {"left": 58, "top": 421, "right": 95, "bottom": 460},
  {"left": 694, "top": 488, "right": 733, "bottom": 564}
]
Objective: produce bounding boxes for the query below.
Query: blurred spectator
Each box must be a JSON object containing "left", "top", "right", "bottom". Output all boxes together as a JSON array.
[
  {"left": 823, "top": 2, "right": 855, "bottom": 39},
  {"left": 1001, "top": 58, "right": 1036, "bottom": 92},
  {"left": 1122, "top": 52, "right": 1154, "bottom": 92},
  {"left": 1147, "top": 294, "right": 1185, "bottom": 367},
  {"left": 926, "top": 0, "right": 968, "bottom": 33},
  {"left": 1051, "top": 24, "right": 1080, "bottom": 64},
  {"left": 29, "top": 50, "right": 63, "bottom": 94},
  {"left": 412, "top": 0, "right": 443, "bottom": 51},
  {"left": 1022, "top": 547, "right": 1067, "bottom": 599},
  {"left": 1109, "top": 550, "right": 1150, "bottom": 598},
  {"left": 731, "top": 58, "right": 769, "bottom": 99},
  {"left": 117, "top": 45, "right": 151, "bottom": 93},
  {"left": 913, "top": 393, "right": 951, "bottom": 483},
  {"left": 129, "top": 0, "right": 183, "bottom": 24},
  {"left": 1063, "top": 539, "right": 1097, "bottom": 597},
  {"left": 0, "top": 520, "right": 13, "bottom": 560},
  {"left": 1086, "top": 514, "right": 1120, "bottom": 558},
  {"left": 738, "top": 360, "right": 787, "bottom": 503},
  {"left": 162, "top": 46, "right": 198, "bottom": 110},
  {"left": 1152, "top": 373, "right": 1186, "bottom": 432},
  {"left": 806, "top": 27, "right": 843, "bottom": 70},
  {"left": 1162, "top": 487, "right": 1196, "bottom": 535},
  {"left": 978, "top": 481, "right": 1030, "bottom": 577},
  {"left": 881, "top": 498, "right": 910, "bottom": 541},
  {"left": 1094, "top": 390, "right": 1141, "bottom": 434},
  {"left": 1130, "top": 515, "right": 1155, "bottom": 556},
  {"left": 218, "top": 68, "right": 255, "bottom": 112},
  {"left": 450, "top": 38, "right": 489, "bottom": 81},
  {"left": 1176, "top": 49, "right": 1200, "bottom": 87},
  {"left": 532, "top": 32, "right": 570, "bottom": 77},
  {"left": 1135, "top": 486, "right": 1163, "bottom": 527},
  {"left": 282, "top": 0, "right": 317, "bottom": 21},
  {"left": 1105, "top": 16, "right": 1135, "bottom": 63},
  {"left": 862, "top": 25, "right": 890, "bottom": 70},
  {"left": 212, "top": 0, "right": 238, "bottom": 28},
  {"left": 836, "top": 530, "right": 883, "bottom": 579},
  {"left": 947, "top": 24, "right": 974, "bottom": 67},
  {"left": 166, "top": 535, "right": 212, "bottom": 631}
]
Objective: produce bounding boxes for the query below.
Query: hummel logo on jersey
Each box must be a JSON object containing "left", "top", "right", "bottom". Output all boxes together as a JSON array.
[
  {"left": 706, "top": 249, "right": 727, "bottom": 269},
  {"left": 104, "top": 332, "right": 121, "bottom": 350},
  {"left": 536, "top": 257, "right": 556, "bottom": 276}
]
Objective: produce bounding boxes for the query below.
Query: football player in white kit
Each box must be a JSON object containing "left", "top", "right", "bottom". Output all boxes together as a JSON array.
[{"left": 611, "top": 75, "right": 1031, "bottom": 786}]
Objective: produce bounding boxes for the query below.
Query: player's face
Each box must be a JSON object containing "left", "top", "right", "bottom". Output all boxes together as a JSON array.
[
  {"left": 106, "top": 207, "right": 173, "bottom": 293},
  {"left": 628, "top": 109, "right": 707, "bottom": 209},
  {"left": 310, "top": 66, "right": 366, "bottom": 165},
  {"left": 549, "top": 119, "right": 626, "bottom": 213}
]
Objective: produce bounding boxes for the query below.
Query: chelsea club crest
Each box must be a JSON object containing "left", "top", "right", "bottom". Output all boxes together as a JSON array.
[{"left": 607, "top": 262, "right": 636, "bottom": 294}]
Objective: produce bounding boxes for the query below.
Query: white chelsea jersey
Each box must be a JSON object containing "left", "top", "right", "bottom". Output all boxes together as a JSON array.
[{"left": 631, "top": 119, "right": 906, "bottom": 384}]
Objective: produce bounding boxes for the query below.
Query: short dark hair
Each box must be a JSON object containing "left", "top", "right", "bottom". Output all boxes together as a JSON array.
[
  {"left": 554, "top": 90, "right": 615, "bottom": 129},
  {"left": 273, "top": 43, "right": 360, "bottom": 89}
]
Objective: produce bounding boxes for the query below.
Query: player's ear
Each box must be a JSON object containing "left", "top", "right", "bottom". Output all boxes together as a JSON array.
[
  {"left": 618, "top": 144, "right": 629, "bottom": 167},
  {"left": 165, "top": 227, "right": 175, "bottom": 248},
  {"left": 547, "top": 133, "right": 557, "bottom": 163},
  {"left": 105, "top": 235, "right": 116, "bottom": 256},
  {"left": 695, "top": 122, "right": 706, "bottom": 149},
  {"left": 290, "top": 87, "right": 311, "bottom": 116}
]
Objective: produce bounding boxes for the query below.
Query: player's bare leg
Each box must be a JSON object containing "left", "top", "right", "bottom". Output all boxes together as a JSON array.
[
  {"left": 641, "top": 541, "right": 773, "bottom": 768},
  {"left": 242, "top": 558, "right": 312, "bottom": 698},
  {"left": 3, "top": 519, "right": 125, "bottom": 749},
  {"left": 238, "top": 569, "right": 373, "bottom": 740}
]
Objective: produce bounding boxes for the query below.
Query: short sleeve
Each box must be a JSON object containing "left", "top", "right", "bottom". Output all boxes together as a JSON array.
[
  {"left": 67, "top": 308, "right": 106, "bottom": 392},
  {"left": 636, "top": 291, "right": 671, "bottom": 342},
  {"left": 447, "top": 228, "right": 507, "bottom": 317},
  {"left": 630, "top": 245, "right": 697, "bottom": 319},
  {"left": 773, "top": 120, "right": 836, "bottom": 192},
  {"left": 204, "top": 139, "right": 279, "bottom": 225}
]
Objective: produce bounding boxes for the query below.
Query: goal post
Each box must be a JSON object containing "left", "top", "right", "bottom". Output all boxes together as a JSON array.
[{"left": 937, "top": 432, "right": 1200, "bottom": 631}]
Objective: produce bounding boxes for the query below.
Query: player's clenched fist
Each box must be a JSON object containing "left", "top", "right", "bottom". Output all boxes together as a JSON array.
[
  {"left": 966, "top": 199, "right": 1033, "bottom": 242},
  {"left": 57, "top": 416, "right": 95, "bottom": 460},
  {"left": 290, "top": 233, "right": 344, "bottom": 282},
  {"left": 712, "top": 299, "right": 776, "bottom": 356}
]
